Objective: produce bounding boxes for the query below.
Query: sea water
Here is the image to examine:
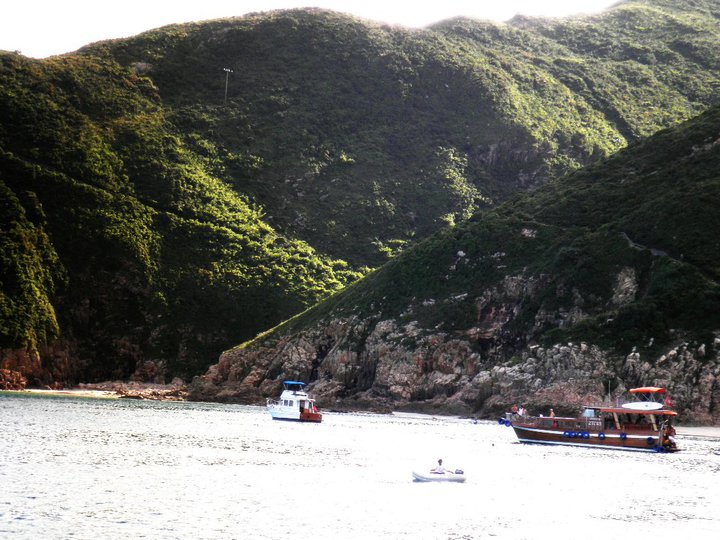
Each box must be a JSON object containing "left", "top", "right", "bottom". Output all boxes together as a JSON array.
[{"left": 1, "top": 393, "right": 719, "bottom": 539}]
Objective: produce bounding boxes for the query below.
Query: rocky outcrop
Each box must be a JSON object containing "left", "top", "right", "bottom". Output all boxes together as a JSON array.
[
  {"left": 1, "top": 347, "right": 43, "bottom": 388},
  {"left": 77, "top": 379, "right": 188, "bottom": 401},
  {"left": 0, "top": 341, "right": 78, "bottom": 388},
  {"left": 0, "top": 368, "right": 27, "bottom": 390},
  {"left": 0, "top": 342, "right": 176, "bottom": 392},
  {"left": 189, "top": 317, "right": 720, "bottom": 423}
]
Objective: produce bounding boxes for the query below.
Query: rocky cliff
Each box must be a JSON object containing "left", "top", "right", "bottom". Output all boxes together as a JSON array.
[
  {"left": 0, "top": 341, "right": 76, "bottom": 390},
  {"left": 189, "top": 293, "right": 720, "bottom": 424},
  {"left": 189, "top": 105, "right": 720, "bottom": 424}
]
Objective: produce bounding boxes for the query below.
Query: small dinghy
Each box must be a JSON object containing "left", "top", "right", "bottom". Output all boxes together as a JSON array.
[{"left": 412, "top": 470, "right": 466, "bottom": 483}]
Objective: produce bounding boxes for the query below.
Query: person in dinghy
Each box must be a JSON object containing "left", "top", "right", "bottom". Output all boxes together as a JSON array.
[
  {"left": 431, "top": 459, "right": 464, "bottom": 475},
  {"left": 431, "top": 459, "right": 447, "bottom": 474}
]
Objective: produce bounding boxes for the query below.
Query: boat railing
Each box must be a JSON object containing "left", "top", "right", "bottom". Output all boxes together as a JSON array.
[
  {"left": 515, "top": 416, "right": 607, "bottom": 431},
  {"left": 620, "top": 423, "right": 659, "bottom": 433},
  {"left": 515, "top": 415, "right": 664, "bottom": 435}
]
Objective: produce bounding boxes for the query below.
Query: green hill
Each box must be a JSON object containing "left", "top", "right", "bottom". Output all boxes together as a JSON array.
[
  {"left": 191, "top": 104, "right": 720, "bottom": 421},
  {"left": 80, "top": 1, "right": 720, "bottom": 267},
  {"left": 1, "top": 0, "right": 720, "bottom": 387},
  {"left": 273, "top": 103, "right": 720, "bottom": 342},
  {"left": 0, "top": 53, "right": 359, "bottom": 381}
]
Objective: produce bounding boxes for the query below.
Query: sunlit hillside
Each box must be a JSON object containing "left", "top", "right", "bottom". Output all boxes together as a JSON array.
[{"left": 1, "top": 0, "right": 719, "bottom": 386}]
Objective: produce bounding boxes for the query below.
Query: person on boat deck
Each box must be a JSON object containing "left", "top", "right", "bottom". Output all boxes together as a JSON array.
[
  {"left": 431, "top": 459, "right": 446, "bottom": 474},
  {"left": 549, "top": 409, "right": 555, "bottom": 418},
  {"left": 518, "top": 405, "right": 527, "bottom": 416}
]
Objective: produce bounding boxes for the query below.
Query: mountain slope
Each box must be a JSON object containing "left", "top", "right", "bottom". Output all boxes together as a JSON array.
[
  {"left": 81, "top": 1, "right": 720, "bottom": 266},
  {"left": 437, "top": 0, "right": 720, "bottom": 141},
  {"left": 1, "top": 0, "right": 719, "bottom": 386},
  {"left": 0, "top": 52, "right": 360, "bottom": 382},
  {"left": 191, "top": 104, "right": 720, "bottom": 422}
]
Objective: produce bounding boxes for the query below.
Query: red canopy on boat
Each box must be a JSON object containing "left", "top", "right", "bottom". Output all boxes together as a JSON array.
[{"left": 629, "top": 387, "right": 666, "bottom": 394}]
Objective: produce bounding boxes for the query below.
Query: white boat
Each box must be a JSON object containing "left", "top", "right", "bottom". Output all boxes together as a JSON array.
[
  {"left": 412, "top": 470, "right": 466, "bottom": 483},
  {"left": 266, "top": 381, "right": 322, "bottom": 423}
]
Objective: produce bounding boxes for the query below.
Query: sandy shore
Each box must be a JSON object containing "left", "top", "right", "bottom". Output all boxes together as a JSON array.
[
  {"left": 2, "top": 381, "right": 188, "bottom": 401},
  {"left": 675, "top": 425, "right": 720, "bottom": 439},
  {"left": 2, "top": 388, "right": 120, "bottom": 399}
]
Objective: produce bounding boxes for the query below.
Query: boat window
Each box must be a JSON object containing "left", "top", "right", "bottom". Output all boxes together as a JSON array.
[{"left": 289, "top": 400, "right": 293, "bottom": 407}]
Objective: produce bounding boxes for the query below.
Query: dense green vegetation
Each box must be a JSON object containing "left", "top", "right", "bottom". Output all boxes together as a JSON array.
[
  {"left": 437, "top": 0, "right": 720, "bottom": 141},
  {"left": 0, "top": 180, "right": 63, "bottom": 349},
  {"left": 269, "top": 104, "right": 720, "bottom": 359},
  {"left": 82, "top": 0, "right": 720, "bottom": 266},
  {"left": 0, "top": 53, "right": 360, "bottom": 380},
  {"left": 1, "top": 0, "right": 719, "bottom": 382}
]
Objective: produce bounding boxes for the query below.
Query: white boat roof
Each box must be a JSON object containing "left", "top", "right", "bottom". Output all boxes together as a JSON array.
[{"left": 279, "top": 389, "right": 313, "bottom": 400}]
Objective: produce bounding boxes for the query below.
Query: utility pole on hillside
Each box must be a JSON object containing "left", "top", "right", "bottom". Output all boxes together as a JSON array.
[{"left": 223, "top": 67, "right": 233, "bottom": 105}]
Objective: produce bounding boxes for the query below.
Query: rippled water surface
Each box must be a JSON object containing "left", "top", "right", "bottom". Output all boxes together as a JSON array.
[{"left": 2, "top": 393, "right": 719, "bottom": 539}]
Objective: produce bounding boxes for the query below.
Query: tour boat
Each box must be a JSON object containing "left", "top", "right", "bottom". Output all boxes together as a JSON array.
[
  {"left": 266, "top": 380, "right": 322, "bottom": 422},
  {"left": 501, "top": 387, "right": 679, "bottom": 453}
]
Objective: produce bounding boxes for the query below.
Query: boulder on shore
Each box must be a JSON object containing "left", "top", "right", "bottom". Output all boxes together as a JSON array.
[{"left": 0, "top": 368, "right": 27, "bottom": 390}]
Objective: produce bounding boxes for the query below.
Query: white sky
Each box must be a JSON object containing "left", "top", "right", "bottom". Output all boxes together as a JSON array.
[{"left": 2, "top": 1, "right": 619, "bottom": 58}]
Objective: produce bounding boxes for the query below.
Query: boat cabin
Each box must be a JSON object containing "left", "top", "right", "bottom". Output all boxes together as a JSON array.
[
  {"left": 512, "top": 403, "right": 677, "bottom": 435},
  {"left": 585, "top": 406, "right": 677, "bottom": 433}
]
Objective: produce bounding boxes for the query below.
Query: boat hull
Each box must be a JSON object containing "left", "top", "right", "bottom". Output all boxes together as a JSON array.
[
  {"left": 510, "top": 423, "right": 676, "bottom": 452},
  {"left": 412, "top": 471, "right": 466, "bottom": 483},
  {"left": 268, "top": 406, "right": 322, "bottom": 423}
]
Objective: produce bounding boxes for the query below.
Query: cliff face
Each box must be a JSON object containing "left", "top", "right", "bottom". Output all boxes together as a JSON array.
[
  {"left": 190, "top": 105, "right": 720, "bottom": 423},
  {"left": 189, "top": 289, "right": 720, "bottom": 423},
  {"left": 0, "top": 341, "right": 76, "bottom": 389}
]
